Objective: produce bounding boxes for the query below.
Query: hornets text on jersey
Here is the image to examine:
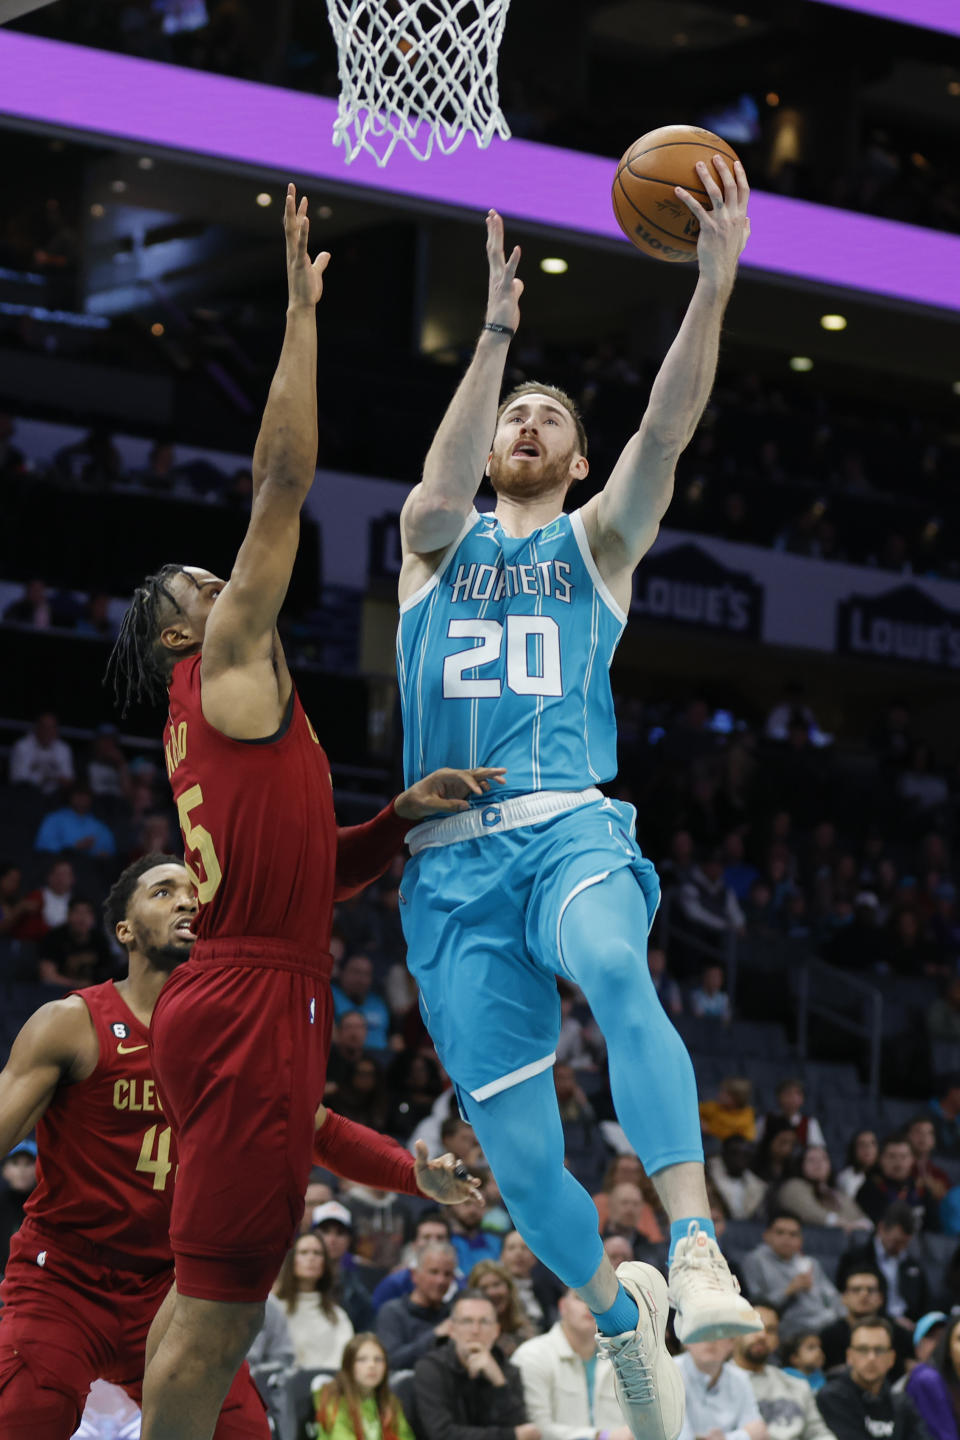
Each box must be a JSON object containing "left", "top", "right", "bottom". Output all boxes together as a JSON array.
[{"left": 397, "top": 508, "right": 626, "bottom": 797}]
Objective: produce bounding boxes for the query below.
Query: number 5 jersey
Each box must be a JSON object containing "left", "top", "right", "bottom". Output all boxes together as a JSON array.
[
  {"left": 397, "top": 508, "right": 627, "bottom": 796},
  {"left": 163, "top": 653, "right": 337, "bottom": 963}
]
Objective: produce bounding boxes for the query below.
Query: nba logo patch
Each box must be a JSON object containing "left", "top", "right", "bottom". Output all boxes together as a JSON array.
[
  {"left": 309, "top": 997, "right": 316, "bottom": 1025},
  {"left": 36, "top": 1251, "right": 47, "bottom": 1267},
  {"left": 112, "top": 1023, "right": 129, "bottom": 1040}
]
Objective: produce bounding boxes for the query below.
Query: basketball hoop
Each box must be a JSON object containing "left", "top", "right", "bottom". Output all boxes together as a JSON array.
[{"left": 326, "top": 0, "right": 513, "bottom": 166}]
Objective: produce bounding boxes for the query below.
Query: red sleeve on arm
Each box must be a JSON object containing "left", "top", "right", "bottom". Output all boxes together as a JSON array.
[
  {"left": 312, "top": 1109, "right": 421, "bottom": 1197},
  {"left": 334, "top": 802, "right": 412, "bottom": 901}
]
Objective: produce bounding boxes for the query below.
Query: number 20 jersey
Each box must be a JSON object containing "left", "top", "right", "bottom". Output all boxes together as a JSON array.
[{"left": 397, "top": 508, "right": 627, "bottom": 797}]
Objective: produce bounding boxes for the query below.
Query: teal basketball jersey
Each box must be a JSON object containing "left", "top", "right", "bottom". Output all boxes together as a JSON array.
[{"left": 397, "top": 507, "right": 627, "bottom": 796}]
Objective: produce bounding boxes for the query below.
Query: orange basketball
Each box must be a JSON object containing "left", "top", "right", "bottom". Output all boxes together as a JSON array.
[{"left": 612, "top": 124, "right": 740, "bottom": 262}]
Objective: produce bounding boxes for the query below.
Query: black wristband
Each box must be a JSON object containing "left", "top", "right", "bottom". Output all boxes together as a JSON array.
[{"left": 482, "top": 321, "right": 515, "bottom": 338}]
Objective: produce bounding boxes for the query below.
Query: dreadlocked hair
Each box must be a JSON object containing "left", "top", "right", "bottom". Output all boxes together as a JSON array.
[{"left": 105, "top": 564, "right": 192, "bottom": 715}]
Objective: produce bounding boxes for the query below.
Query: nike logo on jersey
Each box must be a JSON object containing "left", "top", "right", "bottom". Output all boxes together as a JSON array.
[{"left": 117, "top": 1043, "right": 148, "bottom": 1055}]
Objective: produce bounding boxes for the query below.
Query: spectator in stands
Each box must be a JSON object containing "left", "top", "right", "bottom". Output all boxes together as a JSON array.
[
  {"left": 820, "top": 1273, "right": 912, "bottom": 1379},
  {"left": 312, "top": 1202, "right": 376, "bottom": 1334},
  {"left": 700, "top": 1076, "right": 758, "bottom": 1142},
  {"left": 690, "top": 961, "right": 733, "bottom": 1023},
  {"left": 376, "top": 1241, "right": 456, "bottom": 1369},
  {"left": 332, "top": 954, "right": 391, "bottom": 1051},
  {"left": 837, "top": 1132, "right": 879, "bottom": 1200},
  {"left": 272, "top": 1231, "right": 355, "bottom": 1371},
  {"left": 758, "top": 1080, "right": 826, "bottom": 1150},
  {"left": 450, "top": 1192, "right": 502, "bottom": 1271},
  {"left": 372, "top": 1213, "right": 458, "bottom": 1310},
  {"left": 837, "top": 1203, "right": 931, "bottom": 1327},
  {"left": 659, "top": 828, "right": 696, "bottom": 892},
  {"left": 783, "top": 1332, "right": 827, "bottom": 1394},
  {"left": 315, "top": 1333, "right": 416, "bottom": 1440},
  {"left": 3, "top": 577, "right": 53, "bottom": 629},
  {"left": 333, "top": 1057, "right": 391, "bottom": 1133},
  {"left": 679, "top": 850, "right": 746, "bottom": 947},
  {"left": 766, "top": 684, "right": 821, "bottom": 746},
  {"left": 0, "top": 862, "right": 41, "bottom": 939},
  {"left": 903, "top": 1314, "right": 960, "bottom": 1440},
  {"left": 601, "top": 1180, "right": 665, "bottom": 1259},
  {"left": 906, "top": 1118, "right": 951, "bottom": 1205},
  {"left": 86, "top": 724, "right": 129, "bottom": 801},
  {"left": 648, "top": 945, "right": 683, "bottom": 1016},
  {"left": 9, "top": 711, "right": 74, "bottom": 794},
  {"left": 1, "top": 1138, "right": 37, "bottom": 1273},
  {"left": 438, "top": 1115, "right": 484, "bottom": 1170},
  {"left": 856, "top": 1137, "right": 940, "bottom": 1231},
  {"left": 882, "top": 910, "right": 946, "bottom": 981},
  {"left": 929, "top": 1077, "right": 960, "bottom": 1157},
  {"left": 34, "top": 785, "right": 116, "bottom": 858},
  {"left": 75, "top": 591, "right": 118, "bottom": 640},
  {"left": 741, "top": 1213, "right": 846, "bottom": 1334},
  {"left": 927, "top": 981, "right": 960, "bottom": 1046},
  {"left": 469, "top": 1261, "right": 538, "bottom": 1359},
  {"left": 385, "top": 1050, "right": 444, "bottom": 1140},
  {"left": 816, "top": 1318, "right": 928, "bottom": 1440},
  {"left": 708, "top": 1135, "right": 768, "bottom": 1220},
  {"left": 512, "top": 1289, "right": 627, "bottom": 1440},
  {"left": 776, "top": 1146, "right": 872, "bottom": 1232},
  {"left": 246, "top": 1291, "right": 295, "bottom": 1370},
  {"left": 556, "top": 982, "right": 601, "bottom": 1071},
  {"left": 37, "top": 896, "right": 115, "bottom": 989},
  {"left": 326, "top": 1010, "right": 373, "bottom": 1098},
  {"left": 732, "top": 1300, "right": 835, "bottom": 1440},
  {"left": 754, "top": 1120, "right": 802, "bottom": 1188},
  {"left": 824, "top": 893, "right": 883, "bottom": 973},
  {"left": 500, "top": 1230, "right": 555, "bottom": 1333},
  {"left": 21, "top": 856, "right": 75, "bottom": 935},
  {"left": 897, "top": 746, "right": 949, "bottom": 825},
  {"left": 722, "top": 831, "right": 760, "bottom": 904},
  {"left": 676, "top": 1338, "right": 767, "bottom": 1440},
  {"left": 592, "top": 1155, "right": 665, "bottom": 1240},
  {"left": 910, "top": 1314, "right": 949, "bottom": 1370},
  {"left": 413, "top": 1290, "right": 533, "bottom": 1440}
]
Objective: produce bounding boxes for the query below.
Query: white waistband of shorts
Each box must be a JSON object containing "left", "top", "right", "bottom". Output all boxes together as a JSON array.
[{"left": 406, "top": 787, "right": 603, "bottom": 854}]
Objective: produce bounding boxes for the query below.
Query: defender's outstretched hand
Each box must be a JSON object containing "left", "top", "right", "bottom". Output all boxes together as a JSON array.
[
  {"left": 284, "top": 183, "right": 331, "bottom": 310},
  {"left": 485, "top": 210, "right": 523, "bottom": 333},
  {"left": 414, "top": 1140, "right": 484, "bottom": 1205},
  {"left": 395, "top": 766, "right": 506, "bottom": 820},
  {"left": 675, "top": 155, "right": 750, "bottom": 290}
]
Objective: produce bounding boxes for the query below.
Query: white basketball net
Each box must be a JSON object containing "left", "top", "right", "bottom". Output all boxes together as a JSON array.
[{"left": 326, "top": 0, "right": 513, "bottom": 166}]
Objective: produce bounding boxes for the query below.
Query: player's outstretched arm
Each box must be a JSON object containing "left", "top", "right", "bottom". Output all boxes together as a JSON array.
[
  {"left": 203, "top": 184, "right": 329, "bottom": 671},
  {"left": 585, "top": 156, "right": 750, "bottom": 596},
  {"left": 313, "top": 1107, "right": 482, "bottom": 1204},
  {"left": 0, "top": 998, "right": 94, "bottom": 1157},
  {"left": 400, "top": 210, "right": 521, "bottom": 562}
]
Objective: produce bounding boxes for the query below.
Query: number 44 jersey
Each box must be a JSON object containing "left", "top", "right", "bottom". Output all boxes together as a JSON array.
[
  {"left": 163, "top": 653, "right": 337, "bottom": 963},
  {"left": 398, "top": 508, "right": 627, "bottom": 796}
]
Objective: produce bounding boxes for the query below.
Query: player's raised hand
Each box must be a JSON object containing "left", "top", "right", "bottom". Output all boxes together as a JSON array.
[
  {"left": 284, "top": 183, "right": 331, "bottom": 310},
  {"left": 485, "top": 210, "right": 522, "bottom": 334},
  {"left": 675, "top": 155, "right": 750, "bottom": 290},
  {"left": 394, "top": 766, "right": 506, "bottom": 820},
  {"left": 413, "top": 1140, "right": 484, "bottom": 1205}
]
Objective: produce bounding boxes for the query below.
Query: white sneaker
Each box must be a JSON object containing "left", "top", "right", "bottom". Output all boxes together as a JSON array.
[
  {"left": 669, "top": 1222, "right": 762, "bottom": 1343},
  {"left": 597, "top": 1262, "right": 685, "bottom": 1440}
]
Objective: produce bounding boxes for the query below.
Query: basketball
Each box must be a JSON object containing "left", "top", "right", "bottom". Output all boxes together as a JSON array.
[{"left": 612, "top": 124, "right": 741, "bottom": 262}]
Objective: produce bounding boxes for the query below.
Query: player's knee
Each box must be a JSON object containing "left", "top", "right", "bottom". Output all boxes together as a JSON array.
[{"left": 171, "top": 1299, "right": 265, "bottom": 1369}]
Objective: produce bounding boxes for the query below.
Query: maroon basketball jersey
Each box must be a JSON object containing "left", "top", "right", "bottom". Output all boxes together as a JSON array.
[
  {"left": 24, "top": 981, "right": 174, "bottom": 1268},
  {"left": 163, "top": 654, "right": 337, "bottom": 963}
]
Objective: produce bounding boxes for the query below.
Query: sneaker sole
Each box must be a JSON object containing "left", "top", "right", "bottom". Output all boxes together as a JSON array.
[
  {"left": 617, "top": 1263, "right": 686, "bottom": 1440},
  {"left": 673, "top": 1311, "right": 763, "bottom": 1344}
]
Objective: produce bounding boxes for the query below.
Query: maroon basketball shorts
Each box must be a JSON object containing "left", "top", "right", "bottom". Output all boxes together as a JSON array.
[
  {"left": 150, "top": 941, "right": 333, "bottom": 1303},
  {"left": 0, "top": 1227, "right": 268, "bottom": 1437}
]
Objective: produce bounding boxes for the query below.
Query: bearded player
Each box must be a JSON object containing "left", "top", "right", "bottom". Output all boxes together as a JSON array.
[
  {"left": 105, "top": 187, "right": 497, "bottom": 1440},
  {"left": 0, "top": 854, "right": 479, "bottom": 1438},
  {"left": 396, "top": 163, "right": 760, "bottom": 1440}
]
